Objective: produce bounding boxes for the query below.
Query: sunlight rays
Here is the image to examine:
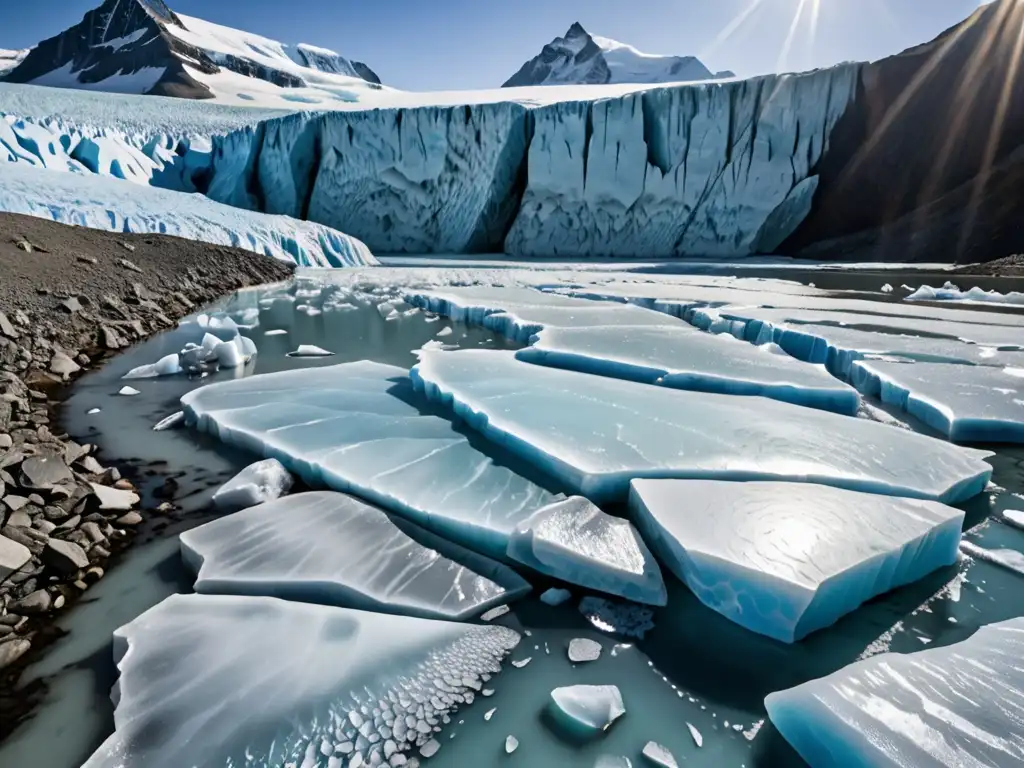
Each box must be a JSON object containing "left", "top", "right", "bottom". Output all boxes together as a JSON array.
[
  {"left": 698, "top": 0, "right": 765, "bottom": 62},
  {"left": 777, "top": 0, "right": 813, "bottom": 72}
]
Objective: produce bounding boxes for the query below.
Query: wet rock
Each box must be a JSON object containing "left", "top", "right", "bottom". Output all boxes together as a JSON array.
[
  {"left": 26, "top": 493, "right": 43, "bottom": 507},
  {"left": 115, "top": 511, "right": 142, "bottom": 526},
  {"left": 0, "top": 312, "right": 17, "bottom": 340},
  {"left": 63, "top": 442, "right": 90, "bottom": 466},
  {"left": 100, "top": 326, "right": 123, "bottom": 350},
  {"left": 54, "top": 514, "right": 81, "bottom": 533},
  {"left": 20, "top": 456, "right": 73, "bottom": 490},
  {"left": 1, "top": 526, "right": 41, "bottom": 555},
  {"left": 59, "top": 297, "right": 83, "bottom": 314},
  {"left": 0, "top": 638, "right": 31, "bottom": 670},
  {"left": 52, "top": 593, "right": 65, "bottom": 610},
  {"left": 83, "top": 566, "right": 103, "bottom": 584},
  {"left": 49, "top": 351, "right": 81, "bottom": 377},
  {"left": 80, "top": 521, "right": 105, "bottom": 544},
  {"left": 11, "top": 589, "right": 51, "bottom": 614},
  {"left": 41, "top": 539, "right": 88, "bottom": 574},
  {"left": 3, "top": 495, "right": 28, "bottom": 512},
  {"left": 43, "top": 506, "right": 69, "bottom": 523},
  {"left": 79, "top": 456, "right": 104, "bottom": 475},
  {"left": 5, "top": 511, "right": 32, "bottom": 528},
  {"left": 113, "top": 479, "right": 135, "bottom": 492},
  {"left": 0, "top": 614, "right": 21, "bottom": 626},
  {"left": 0, "top": 434, "right": 11, "bottom": 450},
  {"left": 89, "top": 545, "right": 110, "bottom": 561},
  {"left": 0, "top": 533, "right": 32, "bottom": 579},
  {"left": 33, "top": 519, "right": 55, "bottom": 535},
  {"left": 119, "top": 258, "right": 143, "bottom": 274}
]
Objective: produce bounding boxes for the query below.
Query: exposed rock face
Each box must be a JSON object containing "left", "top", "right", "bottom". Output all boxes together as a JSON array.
[{"left": 784, "top": 0, "right": 1024, "bottom": 263}]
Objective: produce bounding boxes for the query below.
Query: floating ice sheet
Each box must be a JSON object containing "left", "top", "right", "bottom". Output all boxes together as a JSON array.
[
  {"left": 181, "top": 491, "right": 530, "bottom": 620},
  {"left": 548, "top": 685, "right": 625, "bottom": 739},
  {"left": 82, "top": 594, "right": 521, "bottom": 768},
  {"left": 506, "top": 496, "right": 666, "bottom": 605},
  {"left": 410, "top": 350, "right": 992, "bottom": 504},
  {"left": 629, "top": 479, "right": 964, "bottom": 642},
  {"left": 519, "top": 325, "right": 860, "bottom": 414},
  {"left": 180, "top": 361, "right": 559, "bottom": 558},
  {"left": 765, "top": 617, "right": 1024, "bottom": 767},
  {"left": 850, "top": 361, "right": 1024, "bottom": 443}
]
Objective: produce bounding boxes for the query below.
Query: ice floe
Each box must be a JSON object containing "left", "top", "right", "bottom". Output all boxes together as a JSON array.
[
  {"left": 180, "top": 361, "right": 559, "bottom": 558},
  {"left": 642, "top": 742, "right": 678, "bottom": 767},
  {"left": 540, "top": 588, "right": 572, "bottom": 606},
  {"left": 288, "top": 344, "right": 335, "bottom": 357},
  {"left": 547, "top": 685, "right": 625, "bottom": 739},
  {"left": 765, "top": 617, "right": 1024, "bottom": 767},
  {"left": 81, "top": 593, "right": 520, "bottom": 768},
  {"left": 181, "top": 491, "right": 529, "bottom": 620},
  {"left": 567, "top": 638, "right": 603, "bottom": 663},
  {"left": 211, "top": 458, "right": 293, "bottom": 510},
  {"left": 506, "top": 496, "right": 666, "bottom": 605},
  {"left": 906, "top": 281, "right": 1024, "bottom": 307},
  {"left": 410, "top": 349, "right": 992, "bottom": 504}
]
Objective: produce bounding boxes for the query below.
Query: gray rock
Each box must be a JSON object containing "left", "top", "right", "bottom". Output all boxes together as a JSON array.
[
  {"left": 76, "top": 254, "right": 98, "bottom": 265},
  {"left": 119, "top": 258, "right": 143, "bottom": 273},
  {"left": 33, "top": 519, "right": 55, "bottom": 535},
  {"left": 90, "top": 482, "right": 138, "bottom": 511},
  {"left": 3, "top": 495, "right": 28, "bottom": 512},
  {"left": 20, "top": 456, "right": 73, "bottom": 490},
  {"left": 26, "top": 493, "right": 44, "bottom": 506},
  {"left": 0, "top": 614, "right": 21, "bottom": 626},
  {"left": 41, "top": 539, "right": 89, "bottom": 574},
  {"left": 12, "top": 589, "right": 51, "bottom": 613},
  {"left": 1, "top": 526, "right": 39, "bottom": 554},
  {"left": 0, "top": 638, "right": 31, "bottom": 670},
  {"left": 0, "top": 625, "right": 12, "bottom": 639},
  {"left": 115, "top": 511, "right": 142, "bottom": 526},
  {"left": 5, "top": 511, "right": 32, "bottom": 528},
  {"left": 0, "top": 312, "right": 16, "bottom": 340},
  {"left": 50, "top": 351, "right": 81, "bottom": 377},
  {"left": 100, "top": 326, "right": 123, "bottom": 350},
  {"left": 64, "top": 441, "right": 89, "bottom": 466},
  {"left": 79, "top": 456, "right": 104, "bottom": 475},
  {"left": 90, "top": 545, "right": 111, "bottom": 560},
  {"left": 54, "top": 514, "right": 81, "bottom": 533},
  {"left": 53, "top": 593, "right": 65, "bottom": 610},
  {"left": 80, "top": 521, "right": 106, "bottom": 544},
  {"left": 84, "top": 566, "right": 104, "bottom": 584},
  {"left": 0, "top": 434, "right": 11, "bottom": 449},
  {"left": 0, "top": 533, "right": 32, "bottom": 580},
  {"left": 59, "top": 297, "right": 83, "bottom": 314}
]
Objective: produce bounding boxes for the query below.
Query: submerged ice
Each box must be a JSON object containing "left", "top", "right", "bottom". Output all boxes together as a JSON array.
[
  {"left": 81, "top": 594, "right": 521, "bottom": 768},
  {"left": 181, "top": 491, "right": 530, "bottom": 620},
  {"left": 629, "top": 479, "right": 964, "bottom": 642},
  {"left": 765, "top": 617, "right": 1024, "bottom": 767},
  {"left": 410, "top": 350, "right": 992, "bottom": 505}
]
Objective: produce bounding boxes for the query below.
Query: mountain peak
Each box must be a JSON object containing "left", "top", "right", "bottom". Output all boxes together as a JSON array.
[{"left": 565, "top": 22, "right": 589, "bottom": 38}]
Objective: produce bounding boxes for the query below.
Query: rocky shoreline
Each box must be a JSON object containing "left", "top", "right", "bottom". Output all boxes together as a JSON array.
[{"left": 0, "top": 213, "right": 293, "bottom": 737}]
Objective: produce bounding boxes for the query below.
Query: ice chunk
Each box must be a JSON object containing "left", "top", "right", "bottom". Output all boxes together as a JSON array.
[
  {"left": 686, "top": 723, "right": 703, "bottom": 748},
  {"left": 880, "top": 283, "right": 893, "bottom": 293},
  {"left": 906, "top": 281, "right": 1024, "bottom": 307},
  {"left": 547, "top": 685, "right": 625, "bottom": 739},
  {"left": 287, "top": 344, "right": 335, "bottom": 357},
  {"left": 850, "top": 360, "right": 1024, "bottom": 443},
  {"left": 481, "top": 604, "right": 511, "bottom": 622},
  {"left": 264, "top": 328, "right": 288, "bottom": 336},
  {"left": 629, "top": 479, "right": 965, "bottom": 642},
  {"left": 123, "top": 353, "right": 182, "bottom": 379},
  {"left": 505, "top": 735, "right": 519, "bottom": 753},
  {"left": 182, "top": 492, "right": 529, "bottom": 620},
  {"left": 960, "top": 540, "right": 1024, "bottom": 575},
  {"left": 152, "top": 411, "right": 185, "bottom": 432},
  {"left": 506, "top": 496, "right": 666, "bottom": 606},
  {"left": 90, "top": 483, "right": 140, "bottom": 511},
  {"left": 578, "top": 596, "right": 655, "bottom": 639},
  {"left": 180, "top": 361, "right": 559, "bottom": 558},
  {"left": 518, "top": 324, "right": 859, "bottom": 415},
  {"left": 540, "top": 588, "right": 572, "bottom": 606},
  {"left": 410, "top": 350, "right": 992, "bottom": 505},
  {"left": 765, "top": 617, "right": 1024, "bottom": 768},
  {"left": 82, "top": 594, "right": 519, "bottom": 768},
  {"left": 567, "top": 638, "right": 602, "bottom": 663},
  {"left": 211, "top": 458, "right": 293, "bottom": 510},
  {"left": 117, "top": 386, "right": 140, "bottom": 396},
  {"left": 642, "top": 742, "right": 677, "bottom": 767}
]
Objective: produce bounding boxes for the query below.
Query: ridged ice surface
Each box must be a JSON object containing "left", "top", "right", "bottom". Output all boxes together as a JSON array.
[
  {"left": 507, "top": 496, "right": 666, "bottom": 606},
  {"left": 850, "top": 360, "right": 1024, "bottom": 443},
  {"left": 180, "top": 361, "right": 559, "bottom": 558},
  {"left": 410, "top": 349, "right": 992, "bottom": 504},
  {"left": 629, "top": 479, "right": 964, "bottom": 642},
  {"left": 765, "top": 617, "right": 1024, "bottom": 767},
  {"left": 180, "top": 491, "right": 531, "bottom": 620},
  {"left": 81, "top": 594, "right": 520, "bottom": 768},
  {"left": 0, "top": 161, "right": 376, "bottom": 267}
]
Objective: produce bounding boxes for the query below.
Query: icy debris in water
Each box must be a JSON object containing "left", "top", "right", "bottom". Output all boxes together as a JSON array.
[
  {"left": 548, "top": 685, "right": 625, "bottom": 738},
  {"left": 686, "top": 723, "right": 703, "bottom": 747},
  {"left": 87, "top": 407, "right": 101, "bottom": 415},
  {"left": 437, "top": 327, "right": 453, "bottom": 338},
  {"left": 881, "top": 284, "right": 893, "bottom": 293},
  {"left": 512, "top": 657, "right": 532, "bottom": 668},
  {"left": 960, "top": 541, "right": 1024, "bottom": 575},
  {"left": 568, "top": 638, "right": 602, "bottom": 663},
  {"left": 484, "top": 708, "right": 496, "bottom": 721},
  {"left": 124, "top": 352, "right": 182, "bottom": 379},
  {"left": 505, "top": 735, "right": 518, "bottom": 754},
  {"left": 153, "top": 411, "right": 185, "bottom": 431},
  {"left": 480, "top": 605, "right": 509, "bottom": 622},
  {"left": 482, "top": 689, "right": 494, "bottom": 697},
  {"left": 578, "top": 596, "right": 655, "bottom": 639},
  {"left": 595, "top": 758, "right": 631, "bottom": 767},
  {"left": 90, "top": 482, "right": 139, "bottom": 511},
  {"left": 742, "top": 720, "right": 764, "bottom": 741},
  {"left": 212, "top": 458, "right": 293, "bottom": 511},
  {"left": 117, "top": 385, "right": 140, "bottom": 396},
  {"left": 265, "top": 329, "right": 288, "bottom": 336},
  {"left": 540, "top": 588, "right": 572, "bottom": 606},
  {"left": 1002, "top": 509, "right": 1024, "bottom": 530},
  {"left": 288, "top": 344, "right": 334, "bottom": 357},
  {"left": 419, "top": 739, "right": 440, "bottom": 758},
  {"left": 641, "top": 741, "right": 677, "bottom": 767}
]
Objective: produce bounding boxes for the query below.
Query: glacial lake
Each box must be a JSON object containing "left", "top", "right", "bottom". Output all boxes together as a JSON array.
[{"left": 3, "top": 264, "right": 1024, "bottom": 768}]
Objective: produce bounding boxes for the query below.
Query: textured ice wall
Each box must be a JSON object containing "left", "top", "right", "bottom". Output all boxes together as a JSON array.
[{"left": 204, "top": 64, "right": 860, "bottom": 257}]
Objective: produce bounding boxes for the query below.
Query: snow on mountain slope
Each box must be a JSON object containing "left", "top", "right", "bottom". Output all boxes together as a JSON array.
[
  {"left": 0, "top": 161, "right": 376, "bottom": 267},
  {"left": 0, "top": 49, "right": 28, "bottom": 76},
  {"left": 2, "top": 0, "right": 384, "bottom": 107},
  {"left": 504, "top": 22, "right": 733, "bottom": 88}
]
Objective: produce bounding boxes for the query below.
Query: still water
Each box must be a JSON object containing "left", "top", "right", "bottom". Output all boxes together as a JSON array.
[{"left": 2, "top": 269, "right": 1023, "bottom": 768}]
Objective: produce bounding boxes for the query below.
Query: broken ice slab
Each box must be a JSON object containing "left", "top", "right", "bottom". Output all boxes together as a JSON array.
[
  {"left": 81, "top": 594, "right": 520, "bottom": 768},
  {"left": 506, "top": 496, "right": 666, "bottom": 606},
  {"left": 180, "top": 361, "right": 559, "bottom": 558},
  {"left": 547, "top": 685, "right": 625, "bottom": 740},
  {"left": 629, "top": 479, "right": 964, "bottom": 643},
  {"left": 211, "top": 458, "right": 293, "bottom": 511},
  {"left": 518, "top": 324, "right": 860, "bottom": 414},
  {"left": 850, "top": 360, "right": 1024, "bottom": 443},
  {"left": 410, "top": 350, "right": 992, "bottom": 505},
  {"left": 180, "top": 491, "right": 530, "bottom": 621},
  {"left": 765, "top": 617, "right": 1024, "bottom": 767}
]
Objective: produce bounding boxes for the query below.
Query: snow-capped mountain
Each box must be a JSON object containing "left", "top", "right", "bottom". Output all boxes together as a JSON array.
[
  {"left": 0, "top": 49, "right": 28, "bottom": 76},
  {"left": 2, "top": 0, "right": 383, "bottom": 107},
  {"left": 503, "top": 22, "right": 733, "bottom": 87}
]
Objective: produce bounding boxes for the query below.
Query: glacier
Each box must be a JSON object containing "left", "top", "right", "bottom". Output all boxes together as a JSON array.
[
  {"left": 81, "top": 593, "right": 521, "bottom": 768},
  {"left": 179, "top": 360, "right": 559, "bottom": 558},
  {"left": 850, "top": 360, "right": 1024, "bottom": 443},
  {"left": 765, "top": 617, "right": 1024, "bottom": 767},
  {"left": 180, "top": 491, "right": 530, "bottom": 620},
  {"left": 506, "top": 496, "right": 666, "bottom": 606},
  {"left": 629, "top": 479, "right": 964, "bottom": 642},
  {"left": 0, "top": 161, "right": 376, "bottom": 267},
  {"left": 410, "top": 349, "right": 992, "bottom": 505}
]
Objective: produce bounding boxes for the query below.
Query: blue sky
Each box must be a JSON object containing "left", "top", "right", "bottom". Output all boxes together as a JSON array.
[{"left": 4, "top": 0, "right": 988, "bottom": 90}]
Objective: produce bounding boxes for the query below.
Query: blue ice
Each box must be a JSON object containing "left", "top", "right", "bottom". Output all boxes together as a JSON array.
[
  {"left": 180, "top": 491, "right": 531, "bottom": 620},
  {"left": 850, "top": 360, "right": 1024, "bottom": 443},
  {"left": 765, "top": 617, "right": 1024, "bottom": 767},
  {"left": 410, "top": 350, "right": 992, "bottom": 505},
  {"left": 180, "top": 361, "right": 560, "bottom": 558},
  {"left": 629, "top": 479, "right": 964, "bottom": 642},
  {"left": 81, "top": 594, "right": 521, "bottom": 768}
]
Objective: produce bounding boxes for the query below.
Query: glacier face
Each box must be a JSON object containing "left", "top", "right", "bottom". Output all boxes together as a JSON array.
[
  {"left": 204, "top": 64, "right": 860, "bottom": 257},
  {"left": 765, "top": 617, "right": 1024, "bottom": 767},
  {"left": 629, "top": 479, "right": 964, "bottom": 642},
  {"left": 81, "top": 593, "right": 520, "bottom": 768}
]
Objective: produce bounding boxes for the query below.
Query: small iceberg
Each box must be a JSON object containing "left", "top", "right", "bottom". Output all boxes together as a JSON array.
[
  {"left": 211, "top": 458, "right": 293, "bottom": 511},
  {"left": 547, "top": 685, "right": 625, "bottom": 740},
  {"left": 287, "top": 344, "right": 334, "bottom": 357}
]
